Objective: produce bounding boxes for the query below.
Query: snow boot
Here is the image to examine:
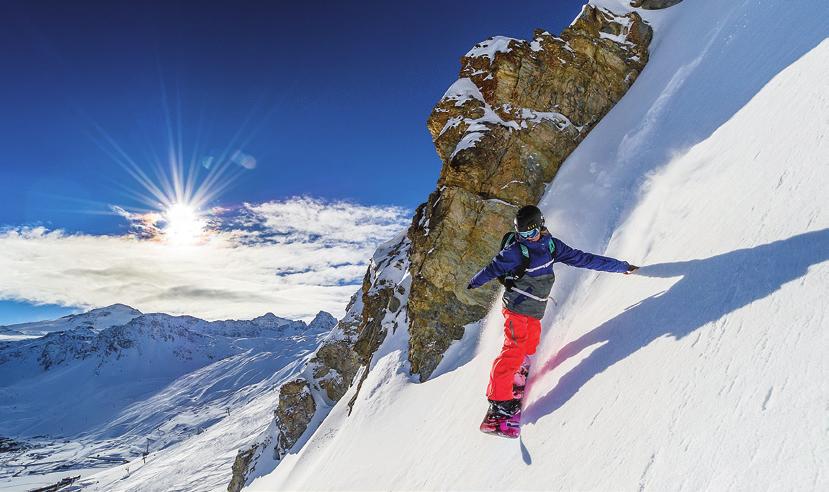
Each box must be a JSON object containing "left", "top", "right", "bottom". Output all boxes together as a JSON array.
[{"left": 479, "top": 399, "right": 522, "bottom": 439}]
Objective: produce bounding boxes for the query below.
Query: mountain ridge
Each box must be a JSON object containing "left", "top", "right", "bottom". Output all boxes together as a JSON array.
[{"left": 0, "top": 304, "right": 338, "bottom": 491}]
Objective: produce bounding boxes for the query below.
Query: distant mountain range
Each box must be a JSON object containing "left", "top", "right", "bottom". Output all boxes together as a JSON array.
[{"left": 0, "top": 304, "right": 337, "bottom": 491}]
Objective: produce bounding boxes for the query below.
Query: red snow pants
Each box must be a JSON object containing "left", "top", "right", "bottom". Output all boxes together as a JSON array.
[{"left": 486, "top": 308, "right": 542, "bottom": 401}]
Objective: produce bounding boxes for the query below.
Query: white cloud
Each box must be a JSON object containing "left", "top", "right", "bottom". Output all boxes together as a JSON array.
[
  {"left": 245, "top": 196, "right": 410, "bottom": 244},
  {"left": 0, "top": 197, "right": 411, "bottom": 322}
]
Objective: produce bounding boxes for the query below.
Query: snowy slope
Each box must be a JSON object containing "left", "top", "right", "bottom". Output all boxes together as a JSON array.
[
  {"left": 250, "top": 0, "right": 829, "bottom": 490},
  {"left": 0, "top": 307, "right": 336, "bottom": 491}
]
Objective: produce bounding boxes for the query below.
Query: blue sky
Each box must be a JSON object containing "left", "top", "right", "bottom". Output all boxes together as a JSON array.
[{"left": 0, "top": 0, "right": 586, "bottom": 325}]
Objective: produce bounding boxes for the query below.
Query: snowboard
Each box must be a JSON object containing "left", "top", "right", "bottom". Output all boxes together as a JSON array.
[{"left": 479, "top": 363, "right": 530, "bottom": 439}]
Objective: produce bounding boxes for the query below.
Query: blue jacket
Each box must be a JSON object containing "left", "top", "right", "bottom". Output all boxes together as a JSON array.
[{"left": 469, "top": 230, "right": 629, "bottom": 318}]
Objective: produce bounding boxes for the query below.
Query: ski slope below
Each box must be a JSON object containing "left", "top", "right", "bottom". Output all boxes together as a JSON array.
[
  {"left": 251, "top": 0, "right": 829, "bottom": 490},
  {"left": 0, "top": 308, "right": 335, "bottom": 492}
]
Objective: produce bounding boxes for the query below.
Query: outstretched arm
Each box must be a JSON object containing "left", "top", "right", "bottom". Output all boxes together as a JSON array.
[
  {"left": 468, "top": 245, "right": 524, "bottom": 288},
  {"left": 553, "top": 238, "right": 631, "bottom": 273}
]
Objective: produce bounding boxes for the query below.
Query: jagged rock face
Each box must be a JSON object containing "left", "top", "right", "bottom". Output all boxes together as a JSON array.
[
  {"left": 305, "top": 232, "right": 409, "bottom": 403},
  {"left": 407, "top": 5, "right": 652, "bottom": 380},
  {"left": 308, "top": 289, "right": 365, "bottom": 402},
  {"left": 240, "top": 234, "right": 411, "bottom": 483},
  {"left": 631, "top": 0, "right": 683, "bottom": 9},
  {"left": 407, "top": 188, "right": 518, "bottom": 378},
  {"left": 312, "top": 340, "right": 361, "bottom": 402},
  {"left": 227, "top": 444, "right": 261, "bottom": 492},
  {"left": 351, "top": 233, "right": 411, "bottom": 363},
  {"left": 331, "top": 289, "right": 363, "bottom": 341},
  {"left": 275, "top": 379, "right": 316, "bottom": 458}
]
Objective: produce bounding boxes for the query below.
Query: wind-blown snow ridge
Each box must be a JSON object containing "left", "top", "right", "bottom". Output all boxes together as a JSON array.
[{"left": 250, "top": 0, "right": 829, "bottom": 490}]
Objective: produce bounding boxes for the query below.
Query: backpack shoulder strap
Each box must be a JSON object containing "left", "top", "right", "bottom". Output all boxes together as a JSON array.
[
  {"left": 498, "top": 232, "right": 531, "bottom": 279},
  {"left": 501, "top": 232, "right": 529, "bottom": 258},
  {"left": 540, "top": 229, "right": 556, "bottom": 257},
  {"left": 500, "top": 232, "right": 514, "bottom": 250}
]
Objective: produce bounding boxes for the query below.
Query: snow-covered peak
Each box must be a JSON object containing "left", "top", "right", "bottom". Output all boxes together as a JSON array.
[
  {"left": 0, "top": 303, "right": 143, "bottom": 336},
  {"left": 250, "top": 312, "right": 294, "bottom": 327},
  {"left": 307, "top": 311, "right": 337, "bottom": 332}
]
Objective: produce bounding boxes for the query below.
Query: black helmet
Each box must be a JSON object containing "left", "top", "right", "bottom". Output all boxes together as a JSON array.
[{"left": 514, "top": 205, "right": 544, "bottom": 232}]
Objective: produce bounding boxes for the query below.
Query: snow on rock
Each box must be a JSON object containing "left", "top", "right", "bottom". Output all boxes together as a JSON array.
[
  {"left": 440, "top": 77, "right": 485, "bottom": 107},
  {"left": 250, "top": 0, "right": 829, "bottom": 490},
  {"left": 519, "top": 108, "right": 581, "bottom": 132},
  {"left": 449, "top": 131, "right": 485, "bottom": 159},
  {"left": 464, "top": 36, "right": 521, "bottom": 64},
  {"left": 434, "top": 29, "right": 611, "bottom": 159}
]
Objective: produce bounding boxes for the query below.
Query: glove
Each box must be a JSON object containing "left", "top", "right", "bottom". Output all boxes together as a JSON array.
[
  {"left": 624, "top": 264, "right": 640, "bottom": 275},
  {"left": 503, "top": 277, "right": 516, "bottom": 292}
]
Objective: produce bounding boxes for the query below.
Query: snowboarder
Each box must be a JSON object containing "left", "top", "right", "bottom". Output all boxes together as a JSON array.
[{"left": 467, "top": 205, "right": 638, "bottom": 437}]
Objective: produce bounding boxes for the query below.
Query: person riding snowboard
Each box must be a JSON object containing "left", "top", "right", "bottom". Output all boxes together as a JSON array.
[{"left": 467, "top": 205, "right": 638, "bottom": 430}]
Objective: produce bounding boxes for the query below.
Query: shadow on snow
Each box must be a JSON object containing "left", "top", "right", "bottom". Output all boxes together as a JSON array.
[{"left": 523, "top": 229, "right": 829, "bottom": 425}]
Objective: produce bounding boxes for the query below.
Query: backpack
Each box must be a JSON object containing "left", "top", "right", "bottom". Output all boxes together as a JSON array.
[{"left": 497, "top": 231, "right": 556, "bottom": 284}]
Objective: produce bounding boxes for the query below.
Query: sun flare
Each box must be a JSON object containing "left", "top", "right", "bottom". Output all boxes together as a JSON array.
[{"left": 163, "top": 202, "right": 205, "bottom": 245}]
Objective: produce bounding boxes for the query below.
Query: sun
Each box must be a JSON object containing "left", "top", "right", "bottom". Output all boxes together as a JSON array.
[{"left": 162, "top": 202, "right": 205, "bottom": 245}]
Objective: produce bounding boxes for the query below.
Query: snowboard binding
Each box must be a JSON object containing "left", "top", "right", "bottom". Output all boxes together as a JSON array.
[{"left": 479, "top": 399, "right": 522, "bottom": 439}]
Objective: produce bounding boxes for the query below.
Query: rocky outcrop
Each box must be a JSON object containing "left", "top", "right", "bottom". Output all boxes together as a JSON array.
[
  {"left": 274, "top": 380, "right": 317, "bottom": 458},
  {"left": 312, "top": 340, "right": 362, "bottom": 402},
  {"left": 227, "top": 443, "right": 262, "bottom": 492},
  {"left": 350, "top": 233, "right": 411, "bottom": 364},
  {"left": 292, "top": 232, "right": 410, "bottom": 409},
  {"left": 302, "top": 231, "right": 410, "bottom": 404},
  {"left": 631, "top": 0, "right": 683, "bottom": 9},
  {"left": 407, "top": 5, "right": 653, "bottom": 379},
  {"left": 228, "top": 378, "right": 320, "bottom": 492}
]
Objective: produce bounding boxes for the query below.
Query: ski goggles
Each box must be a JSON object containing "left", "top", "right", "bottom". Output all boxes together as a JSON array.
[{"left": 517, "top": 227, "right": 540, "bottom": 239}]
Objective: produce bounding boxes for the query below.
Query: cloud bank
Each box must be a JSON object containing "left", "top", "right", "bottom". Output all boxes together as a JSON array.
[{"left": 0, "top": 197, "right": 411, "bottom": 322}]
